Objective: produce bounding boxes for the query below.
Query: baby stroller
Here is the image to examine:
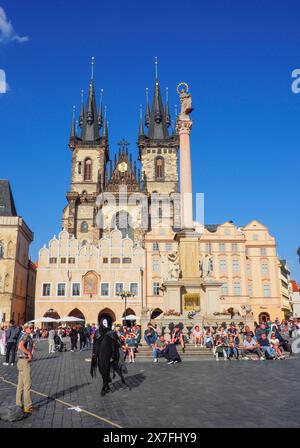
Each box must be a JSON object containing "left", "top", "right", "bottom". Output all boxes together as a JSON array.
[{"left": 54, "top": 334, "right": 67, "bottom": 352}]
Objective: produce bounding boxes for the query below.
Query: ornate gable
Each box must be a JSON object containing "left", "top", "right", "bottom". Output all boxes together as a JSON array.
[{"left": 105, "top": 140, "right": 142, "bottom": 193}]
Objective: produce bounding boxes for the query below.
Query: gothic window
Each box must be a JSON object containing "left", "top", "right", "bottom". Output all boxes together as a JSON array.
[
  {"left": 0, "top": 242, "right": 4, "bottom": 259},
  {"left": 84, "top": 158, "right": 92, "bottom": 181},
  {"left": 155, "top": 157, "right": 164, "bottom": 179},
  {"left": 78, "top": 162, "right": 82, "bottom": 174},
  {"left": 81, "top": 221, "right": 88, "bottom": 233}
]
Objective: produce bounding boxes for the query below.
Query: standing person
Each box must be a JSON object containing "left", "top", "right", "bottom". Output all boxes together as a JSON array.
[
  {"left": 0, "top": 325, "right": 6, "bottom": 356},
  {"left": 48, "top": 328, "right": 55, "bottom": 353},
  {"left": 70, "top": 326, "right": 78, "bottom": 352},
  {"left": 35, "top": 327, "right": 41, "bottom": 342},
  {"left": 125, "top": 331, "right": 136, "bottom": 363},
  {"left": 3, "top": 320, "right": 20, "bottom": 366},
  {"left": 16, "top": 323, "right": 36, "bottom": 414}
]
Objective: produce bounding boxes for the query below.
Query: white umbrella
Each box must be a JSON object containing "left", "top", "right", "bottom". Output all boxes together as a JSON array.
[
  {"left": 123, "top": 315, "right": 139, "bottom": 321},
  {"left": 58, "top": 316, "right": 85, "bottom": 322},
  {"left": 28, "top": 317, "right": 58, "bottom": 323}
]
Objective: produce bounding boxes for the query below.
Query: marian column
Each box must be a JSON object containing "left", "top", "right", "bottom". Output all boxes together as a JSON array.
[{"left": 176, "top": 83, "right": 194, "bottom": 230}]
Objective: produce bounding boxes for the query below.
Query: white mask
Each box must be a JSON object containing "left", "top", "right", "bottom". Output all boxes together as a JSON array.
[{"left": 102, "top": 319, "right": 108, "bottom": 328}]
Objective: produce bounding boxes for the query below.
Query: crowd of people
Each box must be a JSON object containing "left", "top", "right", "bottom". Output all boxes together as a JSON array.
[{"left": 1, "top": 317, "right": 300, "bottom": 366}]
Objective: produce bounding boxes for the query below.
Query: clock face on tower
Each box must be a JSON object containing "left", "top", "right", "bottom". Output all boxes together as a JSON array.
[{"left": 118, "top": 162, "right": 128, "bottom": 173}]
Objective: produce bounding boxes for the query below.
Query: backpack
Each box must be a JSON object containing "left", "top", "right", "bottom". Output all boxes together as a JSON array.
[{"left": 206, "top": 340, "right": 213, "bottom": 349}]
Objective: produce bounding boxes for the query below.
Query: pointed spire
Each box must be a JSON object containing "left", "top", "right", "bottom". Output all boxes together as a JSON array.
[
  {"left": 102, "top": 106, "right": 108, "bottom": 139},
  {"left": 79, "top": 90, "right": 84, "bottom": 128},
  {"left": 147, "top": 58, "right": 168, "bottom": 140},
  {"left": 138, "top": 104, "right": 145, "bottom": 137},
  {"left": 98, "top": 89, "right": 103, "bottom": 128},
  {"left": 81, "top": 58, "right": 100, "bottom": 141},
  {"left": 69, "top": 105, "right": 76, "bottom": 149},
  {"left": 165, "top": 87, "right": 171, "bottom": 127},
  {"left": 145, "top": 88, "right": 150, "bottom": 127}
]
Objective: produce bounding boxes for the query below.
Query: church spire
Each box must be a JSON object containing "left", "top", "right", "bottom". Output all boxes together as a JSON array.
[
  {"left": 165, "top": 87, "right": 171, "bottom": 128},
  {"left": 69, "top": 105, "right": 76, "bottom": 149},
  {"left": 102, "top": 106, "right": 108, "bottom": 139},
  {"left": 80, "top": 58, "right": 100, "bottom": 142},
  {"left": 147, "top": 57, "right": 169, "bottom": 140},
  {"left": 98, "top": 89, "right": 103, "bottom": 129},
  {"left": 145, "top": 88, "right": 150, "bottom": 127},
  {"left": 79, "top": 89, "right": 84, "bottom": 128},
  {"left": 138, "top": 104, "right": 145, "bottom": 138}
]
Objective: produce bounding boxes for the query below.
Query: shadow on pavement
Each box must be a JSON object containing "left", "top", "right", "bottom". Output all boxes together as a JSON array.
[
  {"left": 34, "top": 382, "right": 92, "bottom": 407},
  {"left": 111, "top": 372, "right": 146, "bottom": 392}
]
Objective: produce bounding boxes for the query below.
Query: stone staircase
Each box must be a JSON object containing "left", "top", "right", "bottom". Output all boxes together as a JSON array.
[{"left": 135, "top": 343, "right": 214, "bottom": 361}]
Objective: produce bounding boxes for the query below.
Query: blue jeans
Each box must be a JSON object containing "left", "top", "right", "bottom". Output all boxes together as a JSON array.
[
  {"left": 153, "top": 348, "right": 165, "bottom": 359},
  {"left": 226, "top": 347, "right": 239, "bottom": 358},
  {"left": 144, "top": 334, "right": 157, "bottom": 346},
  {"left": 261, "top": 346, "right": 275, "bottom": 358}
]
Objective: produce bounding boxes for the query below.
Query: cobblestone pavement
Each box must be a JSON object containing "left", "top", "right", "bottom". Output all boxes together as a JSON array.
[{"left": 0, "top": 340, "right": 300, "bottom": 428}]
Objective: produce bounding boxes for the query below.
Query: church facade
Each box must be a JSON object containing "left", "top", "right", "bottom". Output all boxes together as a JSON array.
[{"left": 34, "top": 66, "right": 290, "bottom": 328}]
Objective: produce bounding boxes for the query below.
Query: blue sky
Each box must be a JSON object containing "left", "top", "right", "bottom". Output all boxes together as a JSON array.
[{"left": 0, "top": 0, "right": 300, "bottom": 278}]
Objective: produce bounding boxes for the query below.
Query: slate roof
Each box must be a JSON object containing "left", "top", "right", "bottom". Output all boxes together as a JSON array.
[{"left": 0, "top": 180, "right": 17, "bottom": 217}]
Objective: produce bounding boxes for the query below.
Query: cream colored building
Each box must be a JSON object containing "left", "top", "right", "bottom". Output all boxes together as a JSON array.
[{"left": 0, "top": 180, "right": 35, "bottom": 325}]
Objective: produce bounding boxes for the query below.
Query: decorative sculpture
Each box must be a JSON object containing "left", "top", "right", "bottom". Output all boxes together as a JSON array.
[
  {"left": 176, "top": 82, "right": 193, "bottom": 118},
  {"left": 200, "top": 254, "right": 213, "bottom": 278},
  {"left": 166, "top": 251, "right": 180, "bottom": 280}
]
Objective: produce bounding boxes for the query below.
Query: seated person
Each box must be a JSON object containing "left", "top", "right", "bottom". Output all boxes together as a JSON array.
[
  {"left": 213, "top": 335, "right": 227, "bottom": 361},
  {"left": 164, "top": 342, "right": 181, "bottom": 364},
  {"left": 144, "top": 323, "right": 158, "bottom": 346},
  {"left": 227, "top": 323, "right": 240, "bottom": 346},
  {"left": 204, "top": 328, "right": 214, "bottom": 348},
  {"left": 171, "top": 326, "right": 185, "bottom": 352},
  {"left": 269, "top": 333, "right": 284, "bottom": 358},
  {"left": 153, "top": 335, "right": 167, "bottom": 362},
  {"left": 192, "top": 325, "right": 203, "bottom": 347},
  {"left": 242, "top": 335, "right": 264, "bottom": 360},
  {"left": 255, "top": 323, "right": 269, "bottom": 340},
  {"left": 242, "top": 325, "right": 254, "bottom": 339},
  {"left": 226, "top": 335, "right": 239, "bottom": 360},
  {"left": 257, "top": 333, "right": 276, "bottom": 359},
  {"left": 216, "top": 326, "right": 227, "bottom": 338},
  {"left": 275, "top": 327, "right": 292, "bottom": 355}
]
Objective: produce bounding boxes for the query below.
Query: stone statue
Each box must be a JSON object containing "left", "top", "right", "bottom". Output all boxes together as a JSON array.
[
  {"left": 201, "top": 254, "right": 213, "bottom": 278},
  {"left": 166, "top": 251, "right": 180, "bottom": 280},
  {"left": 177, "top": 82, "right": 193, "bottom": 118}
]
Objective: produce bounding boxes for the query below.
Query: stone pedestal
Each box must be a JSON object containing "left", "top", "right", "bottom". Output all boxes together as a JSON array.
[
  {"left": 202, "top": 277, "right": 223, "bottom": 315},
  {"left": 175, "top": 229, "right": 202, "bottom": 279},
  {"left": 163, "top": 280, "right": 184, "bottom": 313}
]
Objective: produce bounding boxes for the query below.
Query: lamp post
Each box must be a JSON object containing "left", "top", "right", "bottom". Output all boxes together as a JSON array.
[{"left": 117, "top": 290, "right": 135, "bottom": 325}]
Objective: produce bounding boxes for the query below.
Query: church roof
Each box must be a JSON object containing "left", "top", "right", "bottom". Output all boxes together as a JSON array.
[{"left": 0, "top": 180, "right": 18, "bottom": 217}]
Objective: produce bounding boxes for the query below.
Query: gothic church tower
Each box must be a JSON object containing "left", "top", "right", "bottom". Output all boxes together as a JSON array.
[{"left": 62, "top": 63, "right": 109, "bottom": 244}]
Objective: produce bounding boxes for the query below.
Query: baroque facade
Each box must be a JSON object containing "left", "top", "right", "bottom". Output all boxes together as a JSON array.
[{"left": 34, "top": 66, "right": 290, "bottom": 328}]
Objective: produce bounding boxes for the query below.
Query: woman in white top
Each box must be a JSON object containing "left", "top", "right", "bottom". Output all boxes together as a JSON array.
[{"left": 192, "top": 325, "right": 203, "bottom": 347}]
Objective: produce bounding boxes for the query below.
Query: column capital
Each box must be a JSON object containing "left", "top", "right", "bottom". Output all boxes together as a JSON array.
[{"left": 176, "top": 119, "right": 193, "bottom": 135}]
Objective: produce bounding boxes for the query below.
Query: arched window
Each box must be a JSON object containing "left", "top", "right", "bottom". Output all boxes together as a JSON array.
[
  {"left": 0, "top": 242, "right": 4, "bottom": 259},
  {"left": 81, "top": 221, "right": 88, "bottom": 233},
  {"left": 84, "top": 158, "right": 92, "bottom": 181},
  {"left": 155, "top": 157, "right": 164, "bottom": 179}
]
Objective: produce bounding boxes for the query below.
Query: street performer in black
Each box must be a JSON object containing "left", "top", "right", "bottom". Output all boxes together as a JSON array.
[{"left": 90, "top": 318, "right": 129, "bottom": 396}]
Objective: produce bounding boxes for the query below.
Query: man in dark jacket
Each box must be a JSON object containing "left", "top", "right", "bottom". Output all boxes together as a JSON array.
[
  {"left": 69, "top": 326, "right": 78, "bottom": 352},
  {"left": 3, "top": 320, "right": 20, "bottom": 366}
]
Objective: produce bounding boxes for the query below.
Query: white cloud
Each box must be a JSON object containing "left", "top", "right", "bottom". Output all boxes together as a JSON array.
[{"left": 0, "top": 7, "right": 29, "bottom": 45}]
